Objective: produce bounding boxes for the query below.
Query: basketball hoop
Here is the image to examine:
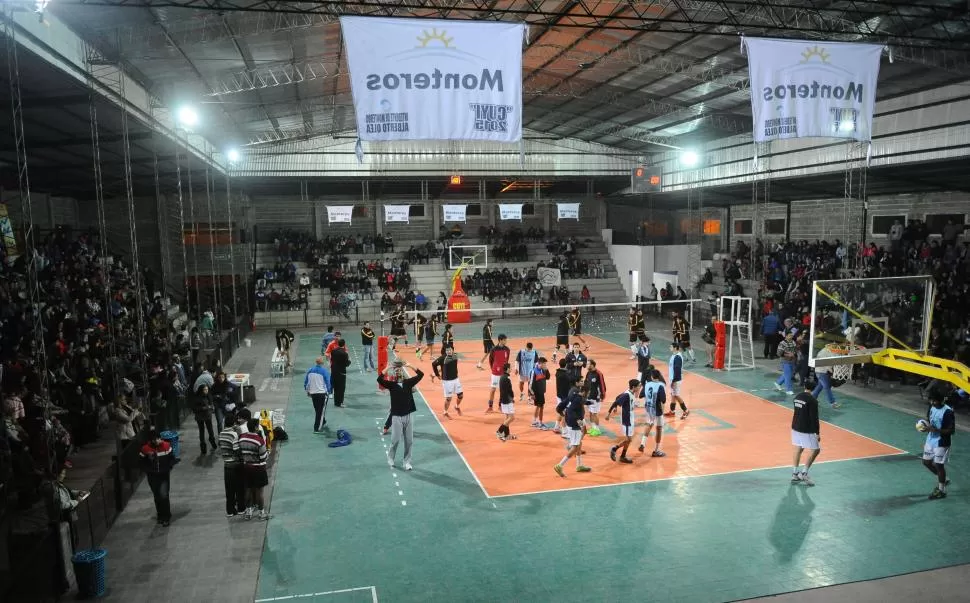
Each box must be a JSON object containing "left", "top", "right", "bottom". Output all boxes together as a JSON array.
[{"left": 821, "top": 342, "right": 867, "bottom": 381}]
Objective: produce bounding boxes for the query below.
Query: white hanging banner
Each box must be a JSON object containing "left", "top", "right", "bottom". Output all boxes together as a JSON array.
[
  {"left": 326, "top": 206, "right": 354, "bottom": 224},
  {"left": 340, "top": 16, "right": 524, "bottom": 143},
  {"left": 744, "top": 38, "right": 883, "bottom": 142},
  {"left": 442, "top": 204, "right": 467, "bottom": 223},
  {"left": 537, "top": 267, "right": 561, "bottom": 287},
  {"left": 557, "top": 203, "right": 580, "bottom": 221},
  {"left": 384, "top": 205, "right": 411, "bottom": 223},
  {"left": 499, "top": 203, "right": 523, "bottom": 221}
]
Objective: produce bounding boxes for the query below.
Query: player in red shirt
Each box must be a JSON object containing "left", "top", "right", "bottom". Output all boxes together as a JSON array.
[
  {"left": 325, "top": 331, "right": 341, "bottom": 364},
  {"left": 486, "top": 334, "right": 511, "bottom": 413}
]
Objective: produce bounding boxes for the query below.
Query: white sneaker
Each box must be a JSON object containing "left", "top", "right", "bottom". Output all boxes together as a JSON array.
[
  {"left": 774, "top": 382, "right": 784, "bottom": 392},
  {"left": 404, "top": 462, "right": 413, "bottom": 471},
  {"left": 786, "top": 391, "right": 794, "bottom": 395},
  {"left": 258, "top": 510, "right": 272, "bottom": 521},
  {"left": 244, "top": 506, "right": 254, "bottom": 520},
  {"left": 799, "top": 472, "right": 815, "bottom": 486},
  {"left": 387, "top": 454, "right": 394, "bottom": 467}
]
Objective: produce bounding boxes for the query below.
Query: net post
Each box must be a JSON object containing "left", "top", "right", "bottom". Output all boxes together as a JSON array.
[{"left": 808, "top": 282, "right": 819, "bottom": 367}]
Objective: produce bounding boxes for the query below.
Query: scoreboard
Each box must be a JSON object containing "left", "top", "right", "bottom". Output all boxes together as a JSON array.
[{"left": 631, "top": 166, "right": 662, "bottom": 193}]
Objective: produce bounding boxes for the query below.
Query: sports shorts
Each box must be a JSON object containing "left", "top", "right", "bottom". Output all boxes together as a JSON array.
[
  {"left": 483, "top": 340, "right": 494, "bottom": 354},
  {"left": 490, "top": 374, "right": 502, "bottom": 388},
  {"left": 442, "top": 379, "right": 463, "bottom": 398},
  {"left": 586, "top": 400, "right": 601, "bottom": 414},
  {"left": 566, "top": 427, "right": 583, "bottom": 447},
  {"left": 791, "top": 430, "right": 820, "bottom": 450},
  {"left": 922, "top": 443, "right": 950, "bottom": 465},
  {"left": 670, "top": 381, "right": 682, "bottom": 396},
  {"left": 500, "top": 402, "right": 515, "bottom": 415}
]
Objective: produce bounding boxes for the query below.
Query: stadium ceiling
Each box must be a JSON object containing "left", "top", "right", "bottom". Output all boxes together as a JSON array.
[{"left": 44, "top": 0, "right": 970, "bottom": 154}]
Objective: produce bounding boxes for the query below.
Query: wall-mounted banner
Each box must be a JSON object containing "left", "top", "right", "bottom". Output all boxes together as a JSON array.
[
  {"left": 442, "top": 204, "right": 467, "bottom": 223},
  {"left": 537, "top": 267, "right": 561, "bottom": 287},
  {"left": 326, "top": 206, "right": 354, "bottom": 224},
  {"left": 499, "top": 204, "right": 523, "bottom": 221},
  {"left": 743, "top": 38, "right": 883, "bottom": 142},
  {"left": 557, "top": 203, "right": 580, "bottom": 220},
  {"left": 340, "top": 16, "right": 524, "bottom": 143},
  {"left": 384, "top": 205, "right": 411, "bottom": 223}
]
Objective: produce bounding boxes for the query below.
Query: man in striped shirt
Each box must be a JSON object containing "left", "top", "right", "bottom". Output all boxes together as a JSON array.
[
  {"left": 774, "top": 330, "right": 798, "bottom": 395},
  {"left": 239, "top": 418, "right": 271, "bottom": 521},
  {"left": 218, "top": 411, "right": 248, "bottom": 517}
]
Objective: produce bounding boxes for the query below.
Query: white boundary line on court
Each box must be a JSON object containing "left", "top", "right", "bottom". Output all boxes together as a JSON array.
[
  {"left": 255, "top": 585, "right": 378, "bottom": 602},
  {"left": 591, "top": 334, "right": 908, "bottom": 455},
  {"left": 488, "top": 451, "right": 910, "bottom": 499}
]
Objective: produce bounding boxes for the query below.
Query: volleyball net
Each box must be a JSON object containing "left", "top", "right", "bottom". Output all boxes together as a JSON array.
[{"left": 398, "top": 298, "right": 713, "bottom": 343}]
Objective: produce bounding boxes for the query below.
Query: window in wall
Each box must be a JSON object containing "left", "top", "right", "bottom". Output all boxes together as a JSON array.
[
  {"left": 351, "top": 205, "right": 369, "bottom": 218},
  {"left": 408, "top": 204, "right": 426, "bottom": 218},
  {"left": 522, "top": 203, "right": 536, "bottom": 216},
  {"left": 466, "top": 203, "right": 483, "bottom": 216},
  {"left": 642, "top": 221, "right": 669, "bottom": 236},
  {"left": 871, "top": 214, "right": 906, "bottom": 236},
  {"left": 925, "top": 213, "right": 965, "bottom": 235},
  {"left": 703, "top": 219, "right": 722, "bottom": 235},
  {"left": 733, "top": 219, "right": 753, "bottom": 235},
  {"left": 764, "top": 218, "right": 786, "bottom": 235}
]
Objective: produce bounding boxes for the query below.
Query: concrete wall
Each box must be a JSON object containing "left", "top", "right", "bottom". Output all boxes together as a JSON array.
[{"left": 0, "top": 191, "right": 79, "bottom": 231}]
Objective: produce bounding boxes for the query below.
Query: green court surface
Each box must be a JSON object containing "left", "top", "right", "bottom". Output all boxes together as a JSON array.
[{"left": 255, "top": 326, "right": 968, "bottom": 603}]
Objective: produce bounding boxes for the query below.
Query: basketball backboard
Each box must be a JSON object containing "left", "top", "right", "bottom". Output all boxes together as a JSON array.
[
  {"left": 808, "top": 275, "right": 934, "bottom": 368},
  {"left": 448, "top": 245, "right": 488, "bottom": 270}
]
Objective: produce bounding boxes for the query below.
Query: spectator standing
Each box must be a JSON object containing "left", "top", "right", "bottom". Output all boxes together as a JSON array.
[
  {"left": 304, "top": 357, "right": 332, "bottom": 432},
  {"left": 321, "top": 326, "right": 336, "bottom": 354},
  {"left": 761, "top": 308, "right": 781, "bottom": 359},
  {"left": 193, "top": 384, "right": 218, "bottom": 454},
  {"left": 361, "top": 321, "right": 376, "bottom": 372},
  {"left": 330, "top": 339, "right": 351, "bottom": 407},
  {"left": 139, "top": 430, "right": 176, "bottom": 527},
  {"left": 774, "top": 331, "right": 798, "bottom": 395},
  {"left": 239, "top": 418, "right": 271, "bottom": 520},
  {"left": 377, "top": 360, "right": 424, "bottom": 471},
  {"left": 109, "top": 395, "right": 141, "bottom": 450},
  {"left": 218, "top": 411, "right": 248, "bottom": 517}
]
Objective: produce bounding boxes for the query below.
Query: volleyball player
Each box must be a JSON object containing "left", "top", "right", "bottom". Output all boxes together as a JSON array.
[
  {"left": 635, "top": 336, "right": 652, "bottom": 386},
  {"left": 552, "top": 311, "right": 570, "bottom": 361},
  {"left": 666, "top": 342, "right": 690, "bottom": 418},
  {"left": 554, "top": 384, "right": 592, "bottom": 476},
  {"left": 440, "top": 322, "right": 455, "bottom": 355},
  {"left": 553, "top": 358, "right": 571, "bottom": 435},
  {"left": 475, "top": 318, "right": 495, "bottom": 371},
  {"left": 389, "top": 306, "right": 408, "bottom": 351},
  {"left": 791, "top": 381, "right": 821, "bottom": 486},
  {"left": 564, "top": 342, "right": 588, "bottom": 385},
  {"left": 416, "top": 314, "right": 439, "bottom": 360},
  {"left": 922, "top": 389, "right": 955, "bottom": 500},
  {"left": 531, "top": 357, "right": 550, "bottom": 429},
  {"left": 607, "top": 379, "right": 642, "bottom": 463},
  {"left": 430, "top": 345, "right": 463, "bottom": 418},
  {"left": 485, "top": 334, "right": 511, "bottom": 413},
  {"left": 583, "top": 359, "right": 606, "bottom": 437},
  {"left": 567, "top": 306, "right": 590, "bottom": 351},
  {"left": 496, "top": 363, "right": 516, "bottom": 441},
  {"left": 628, "top": 307, "right": 639, "bottom": 359},
  {"left": 638, "top": 370, "right": 667, "bottom": 457},
  {"left": 410, "top": 313, "right": 427, "bottom": 352},
  {"left": 672, "top": 311, "right": 696, "bottom": 363},
  {"left": 515, "top": 342, "right": 539, "bottom": 402}
]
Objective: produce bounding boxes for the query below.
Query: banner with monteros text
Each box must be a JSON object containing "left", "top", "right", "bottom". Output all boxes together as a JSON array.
[
  {"left": 384, "top": 205, "right": 411, "bottom": 223},
  {"left": 499, "top": 204, "right": 523, "bottom": 221},
  {"left": 326, "top": 206, "right": 354, "bottom": 224},
  {"left": 744, "top": 38, "right": 883, "bottom": 142},
  {"left": 442, "top": 204, "right": 467, "bottom": 223},
  {"left": 557, "top": 203, "right": 580, "bottom": 221},
  {"left": 340, "top": 16, "right": 524, "bottom": 143}
]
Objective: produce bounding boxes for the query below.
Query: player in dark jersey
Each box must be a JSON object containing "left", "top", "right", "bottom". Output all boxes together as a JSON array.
[
  {"left": 554, "top": 384, "right": 591, "bottom": 476},
  {"left": 552, "top": 312, "right": 570, "bottom": 362},
  {"left": 410, "top": 313, "right": 427, "bottom": 352},
  {"left": 607, "top": 379, "right": 642, "bottom": 463},
  {"left": 553, "top": 358, "right": 571, "bottom": 435},
  {"left": 530, "top": 357, "right": 550, "bottom": 429},
  {"left": 495, "top": 363, "right": 516, "bottom": 441},
  {"left": 567, "top": 306, "right": 590, "bottom": 351},
  {"left": 475, "top": 318, "right": 495, "bottom": 371},
  {"left": 440, "top": 322, "right": 455, "bottom": 355},
  {"left": 430, "top": 345, "right": 462, "bottom": 418},
  {"left": 672, "top": 312, "right": 696, "bottom": 363},
  {"left": 635, "top": 336, "right": 652, "bottom": 385},
  {"left": 628, "top": 307, "right": 646, "bottom": 357},
  {"left": 389, "top": 306, "right": 408, "bottom": 350},
  {"left": 416, "top": 314, "right": 439, "bottom": 360},
  {"left": 791, "top": 381, "right": 821, "bottom": 486}
]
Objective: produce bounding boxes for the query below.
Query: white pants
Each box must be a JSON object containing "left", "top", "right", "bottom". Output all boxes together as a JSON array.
[{"left": 389, "top": 414, "right": 414, "bottom": 465}]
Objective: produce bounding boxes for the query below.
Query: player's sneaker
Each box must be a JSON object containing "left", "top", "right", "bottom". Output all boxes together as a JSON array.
[
  {"left": 382, "top": 427, "right": 389, "bottom": 436},
  {"left": 520, "top": 393, "right": 525, "bottom": 402},
  {"left": 443, "top": 412, "right": 451, "bottom": 419},
  {"left": 774, "top": 382, "right": 784, "bottom": 392},
  {"left": 681, "top": 409, "right": 690, "bottom": 419},
  {"left": 651, "top": 450, "right": 666, "bottom": 457},
  {"left": 798, "top": 472, "right": 815, "bottom": 486},
  {"left": 929, "top": 488, "right": 946, "bottom": 499},
  {"left": 387, "top": 454, "right": 394, "bottom": 467},
  {"left": 610, "top": 447, "right": 617, "bottom": 461},
  {"left": 791, "top": 472, "right": 802, "bottom": 484},
  {"left": 619, "top": 457, "right": 634, "bottom": 464},
  {"left": 663, "top": 411, "right": 676, "bottom": 417},
  {"left": 554, "top": 464, "right": 566, "bottom": 477},
  {"left": 476, "top": 363, "right": 484, "bottom": 371},
  {"left": 638, "top": 444, "right": 645, "bottom": 452},
  {"left": 404, "top": 462, "right": 413, "bottom": 471},
  {"left": 415, "top": 349, "right": 423, "bottom": 360},
  {"left": 830, "top": 402, "right": 842, "bottom": 409},
  {"left": 576, "top": 465, "right": 592, "bottom": 473}
]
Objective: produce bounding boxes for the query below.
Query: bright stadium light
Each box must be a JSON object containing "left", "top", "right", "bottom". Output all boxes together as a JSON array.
[
  {"left": 227, "top": 149, "right": 240, "bottom": 163},
  {"left": 177, "top": 106, "right": 199, "bottom": 128},
  {"left": 680, "top": 150, "right": 699, "bottom": 167}
]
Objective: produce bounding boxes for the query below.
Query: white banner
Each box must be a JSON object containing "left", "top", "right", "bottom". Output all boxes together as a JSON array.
[
  {"left": 499, "top": 204, "right": 523, "bottom": 221},
  {"left": 537, "top": 267, "right": 561, "bottom": 287},
  {"left": 442, "top": 204, "right": 467, "bottom": 223},
  {"left": 557, "top": 203, "right": 580, "bottom": 221},
  {"left": 744, "top": 38, "right": 883, "bottom": 142},
  {"left": 384, "top": 205, "right": 411, "bottom": 223},
  {"left": 340, "top": 16, "right": 524, "bottom": 143},
  {"left": 326, "top": 206, "right": 354, "bottom": 224}
]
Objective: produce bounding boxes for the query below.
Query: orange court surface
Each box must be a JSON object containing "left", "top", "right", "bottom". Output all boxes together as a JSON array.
[{"left": 410, "top": 334, "right": 904, "bottom": 498}]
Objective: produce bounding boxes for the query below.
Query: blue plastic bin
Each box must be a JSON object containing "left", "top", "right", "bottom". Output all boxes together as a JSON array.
[
  {"left": 159, "top": 430, "right": 180, "bottom": 459},
  {"left": 72, "top": 549, "right": 107, "bottom": 598}
]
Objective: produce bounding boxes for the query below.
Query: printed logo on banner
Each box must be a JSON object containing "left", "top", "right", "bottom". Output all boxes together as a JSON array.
[
  {"left": 557, "top": 203, "right": 580, "bottom": 220},
  {"left": 341, "top": 17, "right": 523, "bottom": 142},
  {"left": 326, "top": 206, "right": 354, "bottom": 224},
  {"left": 442, "top": 204, "right": 468, "bottom": 223},
  {"left": 537, "top": 267, "right": 561, "bottom": 287},
  {"left": 499, "top": 204, "right": 523, "bottom": 221},
  {"left": 745, "top": 38, "right": 882, "bottom": 142},
  {"left": 384, "top": 205, "right": 411, "bottom": 223}
]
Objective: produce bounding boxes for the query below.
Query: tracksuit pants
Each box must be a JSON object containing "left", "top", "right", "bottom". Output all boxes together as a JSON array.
[
  {"left": 311, "top": 393, "right": 329, "bottom": 431},
  {"left": 812, "top": 372, "right": 836, "bottom": 405},
  {"left": 388, "top": 414, "right": 414, "bottom": 465},
  {"left": 776, "top": 361, "right": 794, "bottom": 392},
  {"left": 333, "top": 373, "right": 347, "bottom": 406},
  {"left": 223, "top": 463, "right": 246, "bottom": 515},
  {"left": 363, "top": 344, "right": 376, "bottom": 370}
]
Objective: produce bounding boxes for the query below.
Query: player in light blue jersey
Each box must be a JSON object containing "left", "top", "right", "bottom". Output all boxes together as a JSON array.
[
  {"left": 638, "top": 370, "right": 668, "bottom": 457},
  {"left": 515, "top": 342, "right": 539, "bottom": 403},
  {"left": 923, "top": 390, "right": 956, "bottom": 499}
]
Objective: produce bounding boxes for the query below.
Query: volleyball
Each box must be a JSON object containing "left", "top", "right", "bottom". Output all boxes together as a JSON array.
[{"left": 915, "top": 419, "right": 929, "bottom": 432}]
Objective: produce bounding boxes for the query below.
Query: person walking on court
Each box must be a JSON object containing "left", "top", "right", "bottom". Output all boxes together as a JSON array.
[
  {"left": 606, "top": 379, "right": 641, "bottom": 463},
  {"left": 360, "top": 322, "right": 376, "bottom": 372},
  {"left": 812, "top": 367, "right": 841, "bottom": 409},
  {"left": 330, "top": 339, "right": 351, "bottom": 407},
  {"left": 139, "top": 430, "right": 176, "bottom": 527},
  {"left": 639, "top": 370, "right": 667, "bottom": 457},
  {"left": 554, "top": 384, "right": 591, "bottom": 476},
  {"left": 377, "top": 360, "right": 424, "bottom": 471},
  {"left": 774, "top": 330, "right": 798, "bottom": 395},
  {"left": 304, "top": 357, "right": 332, "bottom": 432},
  {"left": 665, "top": 342, "right": 690, "bottom": 419},
  {"left": 791, "top": 381, "right": 822, "bottom": 486},
  {"left": 496, "top": 363, "right": 516, "bottom": 441},
  {"left": 922, "top": 390, "right": 955, "bottom": 500},
  {"left": 431, "top": 346, "right": 463, "bottom": 418}
]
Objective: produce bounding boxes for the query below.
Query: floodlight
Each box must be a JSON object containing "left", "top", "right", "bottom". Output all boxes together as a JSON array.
[
  {"left": 227, "top": 149, "right": 240, "bottom": 163},
  {"left": 177, "top": 106, "right": 199, "bottom": 127},
  {"left": 680, "top": 150, "right": 699, "bottom": 167}
]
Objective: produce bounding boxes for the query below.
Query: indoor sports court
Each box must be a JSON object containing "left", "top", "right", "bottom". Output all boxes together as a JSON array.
[{"left": 255, "top": 309, "right": 969, "bottom": 603}]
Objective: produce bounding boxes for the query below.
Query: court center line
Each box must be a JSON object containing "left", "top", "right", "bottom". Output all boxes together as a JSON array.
[
  {"left": 587, "top": 334, "right": 906, "bottom": 454},
  {"left": 255, "top": 585, "right": 379, "bottom": 602},
  {"left": 488, "top": 451, "right": 910, "bottom": 499}
]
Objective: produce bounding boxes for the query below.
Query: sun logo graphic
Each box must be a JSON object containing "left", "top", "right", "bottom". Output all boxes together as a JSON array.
[
  {"left": 416, "top": 28, "right": 453, "bottom": 49},
  {"left": 800, "top": 45, "right": 830, "bottom": 63}
]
